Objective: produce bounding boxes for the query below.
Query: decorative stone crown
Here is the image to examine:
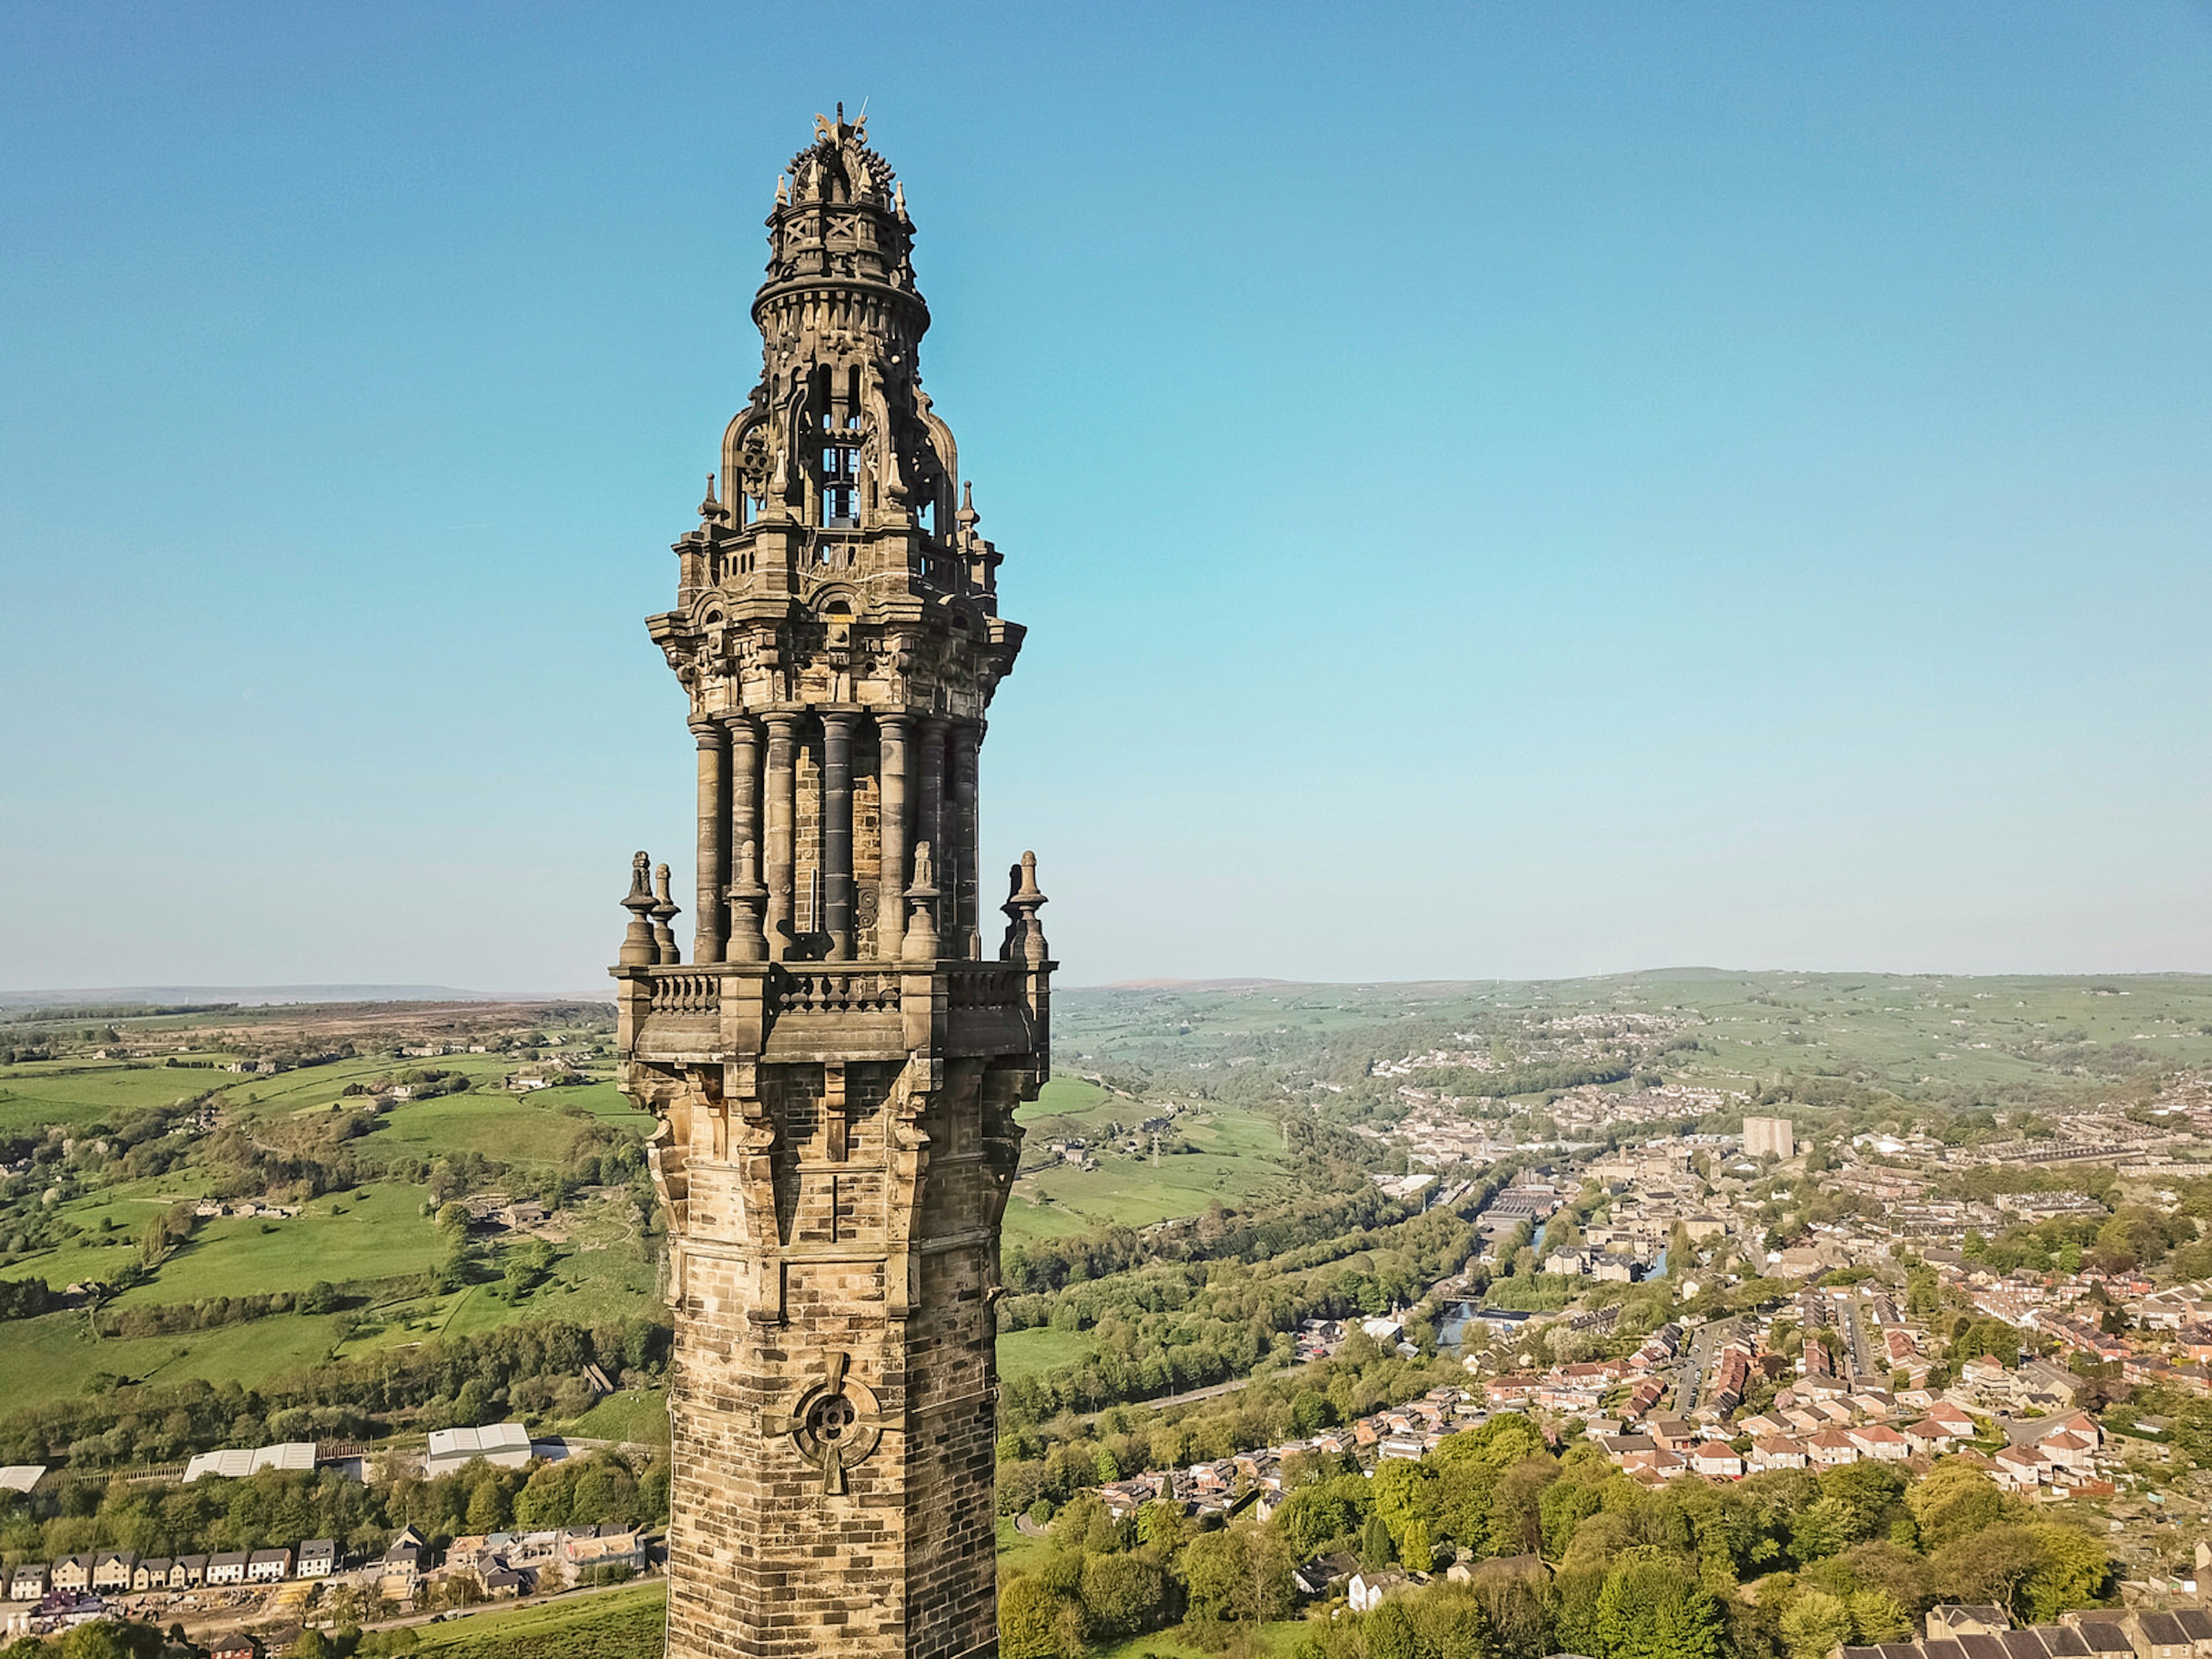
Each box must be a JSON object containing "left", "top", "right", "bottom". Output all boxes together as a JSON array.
[{"left": 762, "top": 104, "right": 921, "bottom": 312}]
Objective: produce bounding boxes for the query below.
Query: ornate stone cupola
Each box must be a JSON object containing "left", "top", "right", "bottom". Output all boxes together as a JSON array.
[
  {"left": 647, "top": 104, "right": 1020, "bottom": 968},
  {"left": 612, "top": 110, "right": 1051, "bottom": 1659}
]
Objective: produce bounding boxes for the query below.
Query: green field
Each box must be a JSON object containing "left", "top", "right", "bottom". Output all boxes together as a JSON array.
[
  {"left": 556, "top": 1388, "right": 671, "bottom": 1447},
  {"left": 0, "top": 1304, "right": 351, "bottom": 1402},
  {"left": 0, "top": 1060, "right": 216, "bottom": 1132},
  {"left": 1005, "top": 1090, "right": 1291, "bottom": 1244},
  {"left": 413, "top": 1580, "right": 666, "bottom": 1659},
  {"left": 996, "top": 1324, "right": 1097, "bottom": 1381},
  {"left": 113, "top": 1183, "right": 446, "bottom": 1304}
]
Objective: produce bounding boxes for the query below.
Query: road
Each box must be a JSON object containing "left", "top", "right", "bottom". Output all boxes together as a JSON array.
[
  {"left": 1675, "top": 1317, "right": 1742, "bottom": 1416},
  {"left": 1843, "top": 1298, "right": 1873, "bottom": 1381}
]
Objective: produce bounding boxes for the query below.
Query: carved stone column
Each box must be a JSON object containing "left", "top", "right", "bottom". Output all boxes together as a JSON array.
[
  {"left": 821, "top": 710, "right": 857, "bottom": 960},
  {"left": 763, "top": 711, "right": 801, "bottom": 960},
  {"left": 875, "top": 712, "right": 912, "bottom": 963},
  {"left": 949, "top": 720, "right": 982, "bottom": 960},
  {"left": 690, "top": 718, "right": 729, "bottom": 964},
  {"left": 726, "top": 714, "right": 766, "bottom": 961},
  {"left": 913, "top": 715, "right": 947, "bottom": 959}
]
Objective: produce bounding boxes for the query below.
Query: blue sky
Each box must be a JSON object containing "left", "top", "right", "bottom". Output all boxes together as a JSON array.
[{"left": 2, "top": 4, "right": 2209, "bottom": 991}]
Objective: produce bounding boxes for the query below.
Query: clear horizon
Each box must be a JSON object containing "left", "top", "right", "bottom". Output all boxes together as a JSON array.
[{"left": 3, "top": 5, "right": 2209, "bottom": 990}]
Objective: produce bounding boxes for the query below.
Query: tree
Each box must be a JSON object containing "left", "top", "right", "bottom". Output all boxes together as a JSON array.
[
  {"left": 1595, "top": 1551, "right": 1728, "bottom": 1659},
  {"left": 1486, "top": 1457, "right": 1557, "bottom": 1557},
  {"left": 1818, "top": 1463, "right": 1907, "bottom": 1544},
  {"left": 1906, "top": 1463, "right": 2013, "bottom": 1551},
  {"left": 59, "top": 1625, "right": 161, "bottom": 1659},
  {"left": 999, "top": 1575, "right": 1068, "bottom": 1659},
  {"left": 1930, "top": 1522, "right": 2047, "bottom": 1620},
  {"left": 1362, "top": 1512, "right": 1396, "bottom": 1569},
  {"left": 1779, "top": 1591, "right": 1855, "bottom": 1659},
  {"left": 1400, "top": 1518, "right": 1435, "bottom": 1574},
  {"left": 1850, "top": 1589, "right": 1913, "bottom": 1643},
  {"left": 1369, "top": 1601, "right": 1417, "bottom": 1659},
  {"left": 1180, "top": 1528, "right": 1296, "bottom": 1628},
  {"left": 2018, "top": 1523, "right": 2109, "bottom": 1623},
  {"left": 1078, "top": 1552, "right": 1166, "bottom": 1639}
]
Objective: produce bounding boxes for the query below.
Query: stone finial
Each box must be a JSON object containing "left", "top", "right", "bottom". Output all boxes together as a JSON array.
[
  {"left": 699, "top": 473, "right": 724, "bottom": 525},
  {"left": 652, "top": 861, "right": 683, "bottom": 965},
  {"left": 775, "top": 173, "right": 789, "bottom": 206},
  {"left": 901, "top": 841, "right": 940, "bottom": 963},
  {"left": 957, "top": 480, "right": 978, "bottom": 531},
  {"left": 619, "top": 851, "right": 658, "bottom": 967},
  {"left": 726, "top": 839, "right": 769, "bottom": 963},
  {"left": 1000, "top": 850, "right": 1050, "bottom": 968}
]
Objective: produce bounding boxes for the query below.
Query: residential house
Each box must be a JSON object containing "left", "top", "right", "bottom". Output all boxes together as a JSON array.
[
  {"left": 1904, "top": 1417, "right": 1960, "bottom": 1456},
  {"left": 131, "top": 1559, "right": 172, "bottom": 1593},
  {"left": 2130, "top": 1612, "right": 2199, "bottom": 1659},
  {"left": 206, "top": 1552, "right": 250, "bottom": 1585},
  {"left": 1925, "top": 1605, "right": 2010, "bottom": 1638},
  {"left": 175, "top": 1556, "right": 209, "bottom": 1588},
  {"left": 8, "top": 1565, "right": 48, "bottom": 1601},
  {"left": 1690, "top": 1443, "right": 1743, "bottom": 1479},
  {"left": 564, "top": 1530, "right": 646, "bottom": 1575},
  {"left": 90, "top": 1552, "right": 137, "bottom": 1593},
  {"left": 381, "top": 1526, "right": 426, "bottom": 1601},
  {"left": 1847, "top": 1425, "right": 1911, "bottom": 1463},
  {"left": 2063, "top": 1618, "right": 2133, "bottom": 1659},
  {"left": 1749, "top": 1437, "right": 1808, "bottom": 1472},
  {"left": 297, "top": 1540, "right": 338, "bottom": 1578},
  {"left": 2018, "top": 1358, "right": 2081, "bottom": 1406},
  {"left": 209, "top": 1639, "right": 262, "bottom": 1659},
  {"left": 1293, "top": 1553, "right": 1358, "bottom": 1600},
  {"left": 1805, "top": 1430, "right": 1860, "bottom": 1468},
  {"left": 247, "top": 1549, "right": 290, "bottom": 1583},
  {"left": 1349, "top": 1569, "right": 1411, "bottom": 1613}
]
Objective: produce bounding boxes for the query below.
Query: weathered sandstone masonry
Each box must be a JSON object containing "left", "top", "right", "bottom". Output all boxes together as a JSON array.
[{"left": 612, "top": 110, "right": 1052, "bottom": 1659}]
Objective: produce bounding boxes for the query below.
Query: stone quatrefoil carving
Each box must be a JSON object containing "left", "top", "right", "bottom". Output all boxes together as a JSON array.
[{"left": 762, "top": 1351, "right": 885, "bottom": 1495}]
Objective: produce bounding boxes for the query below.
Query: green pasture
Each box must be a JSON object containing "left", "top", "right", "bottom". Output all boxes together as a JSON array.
[
  {"left": 1005, "top": 1100, "right": 1290, "bottom": 1244},
  {"left": 412, "top": 1579, "right": 666, "bottom": 1659},
  {"left": 555, "top": 1388, "right": 671, "bottom": 1447},
  {"left": 113, "top": 1181, "right": 445, "bottom": 1305},
  {"left": 1088, "top": 1624, "right": 1309, "bottom": 1659},
  {"left": 0, "top": 1304, "right": 349, "bottom": 1408},
  {"left": 370, "top": 1090, "right": 641, "bottom": 1170},
  {"left": 995, "top": 1324, "right": 1097, "bottom": 1382},
  {"left": 0, "top": 1061, "right": 214, "bottom": 1132},
  {"left": 995, "top": 1514, "right": 1050, "bottom": 1576}
]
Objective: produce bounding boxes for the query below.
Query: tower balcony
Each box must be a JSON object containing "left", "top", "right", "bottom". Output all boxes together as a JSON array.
[{"left": 612, "top": 958, "right": 1050, "bottom": 1074}]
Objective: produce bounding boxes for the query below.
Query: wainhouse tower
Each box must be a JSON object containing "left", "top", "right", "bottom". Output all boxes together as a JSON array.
[{"left": 612, "top": 110, "right": 1052, "bottom": 1659}]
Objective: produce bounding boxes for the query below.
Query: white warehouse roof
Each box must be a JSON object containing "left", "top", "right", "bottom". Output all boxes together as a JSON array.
[
  {"left": 425, "top": 1422, "right": 533, "bottom": 1476},
  {"left": 183, "top": 1442, "right": 316, "bottom": 1482}
]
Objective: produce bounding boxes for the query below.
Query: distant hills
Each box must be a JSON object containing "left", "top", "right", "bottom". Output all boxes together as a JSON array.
[{"left": 0, "top": 984, "right": 588, "bottom": 1009}]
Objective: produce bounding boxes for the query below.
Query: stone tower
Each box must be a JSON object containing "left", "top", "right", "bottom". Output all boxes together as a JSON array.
[{"left": 612, "top": 109, "right": 1052, "bottom": 1659}]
